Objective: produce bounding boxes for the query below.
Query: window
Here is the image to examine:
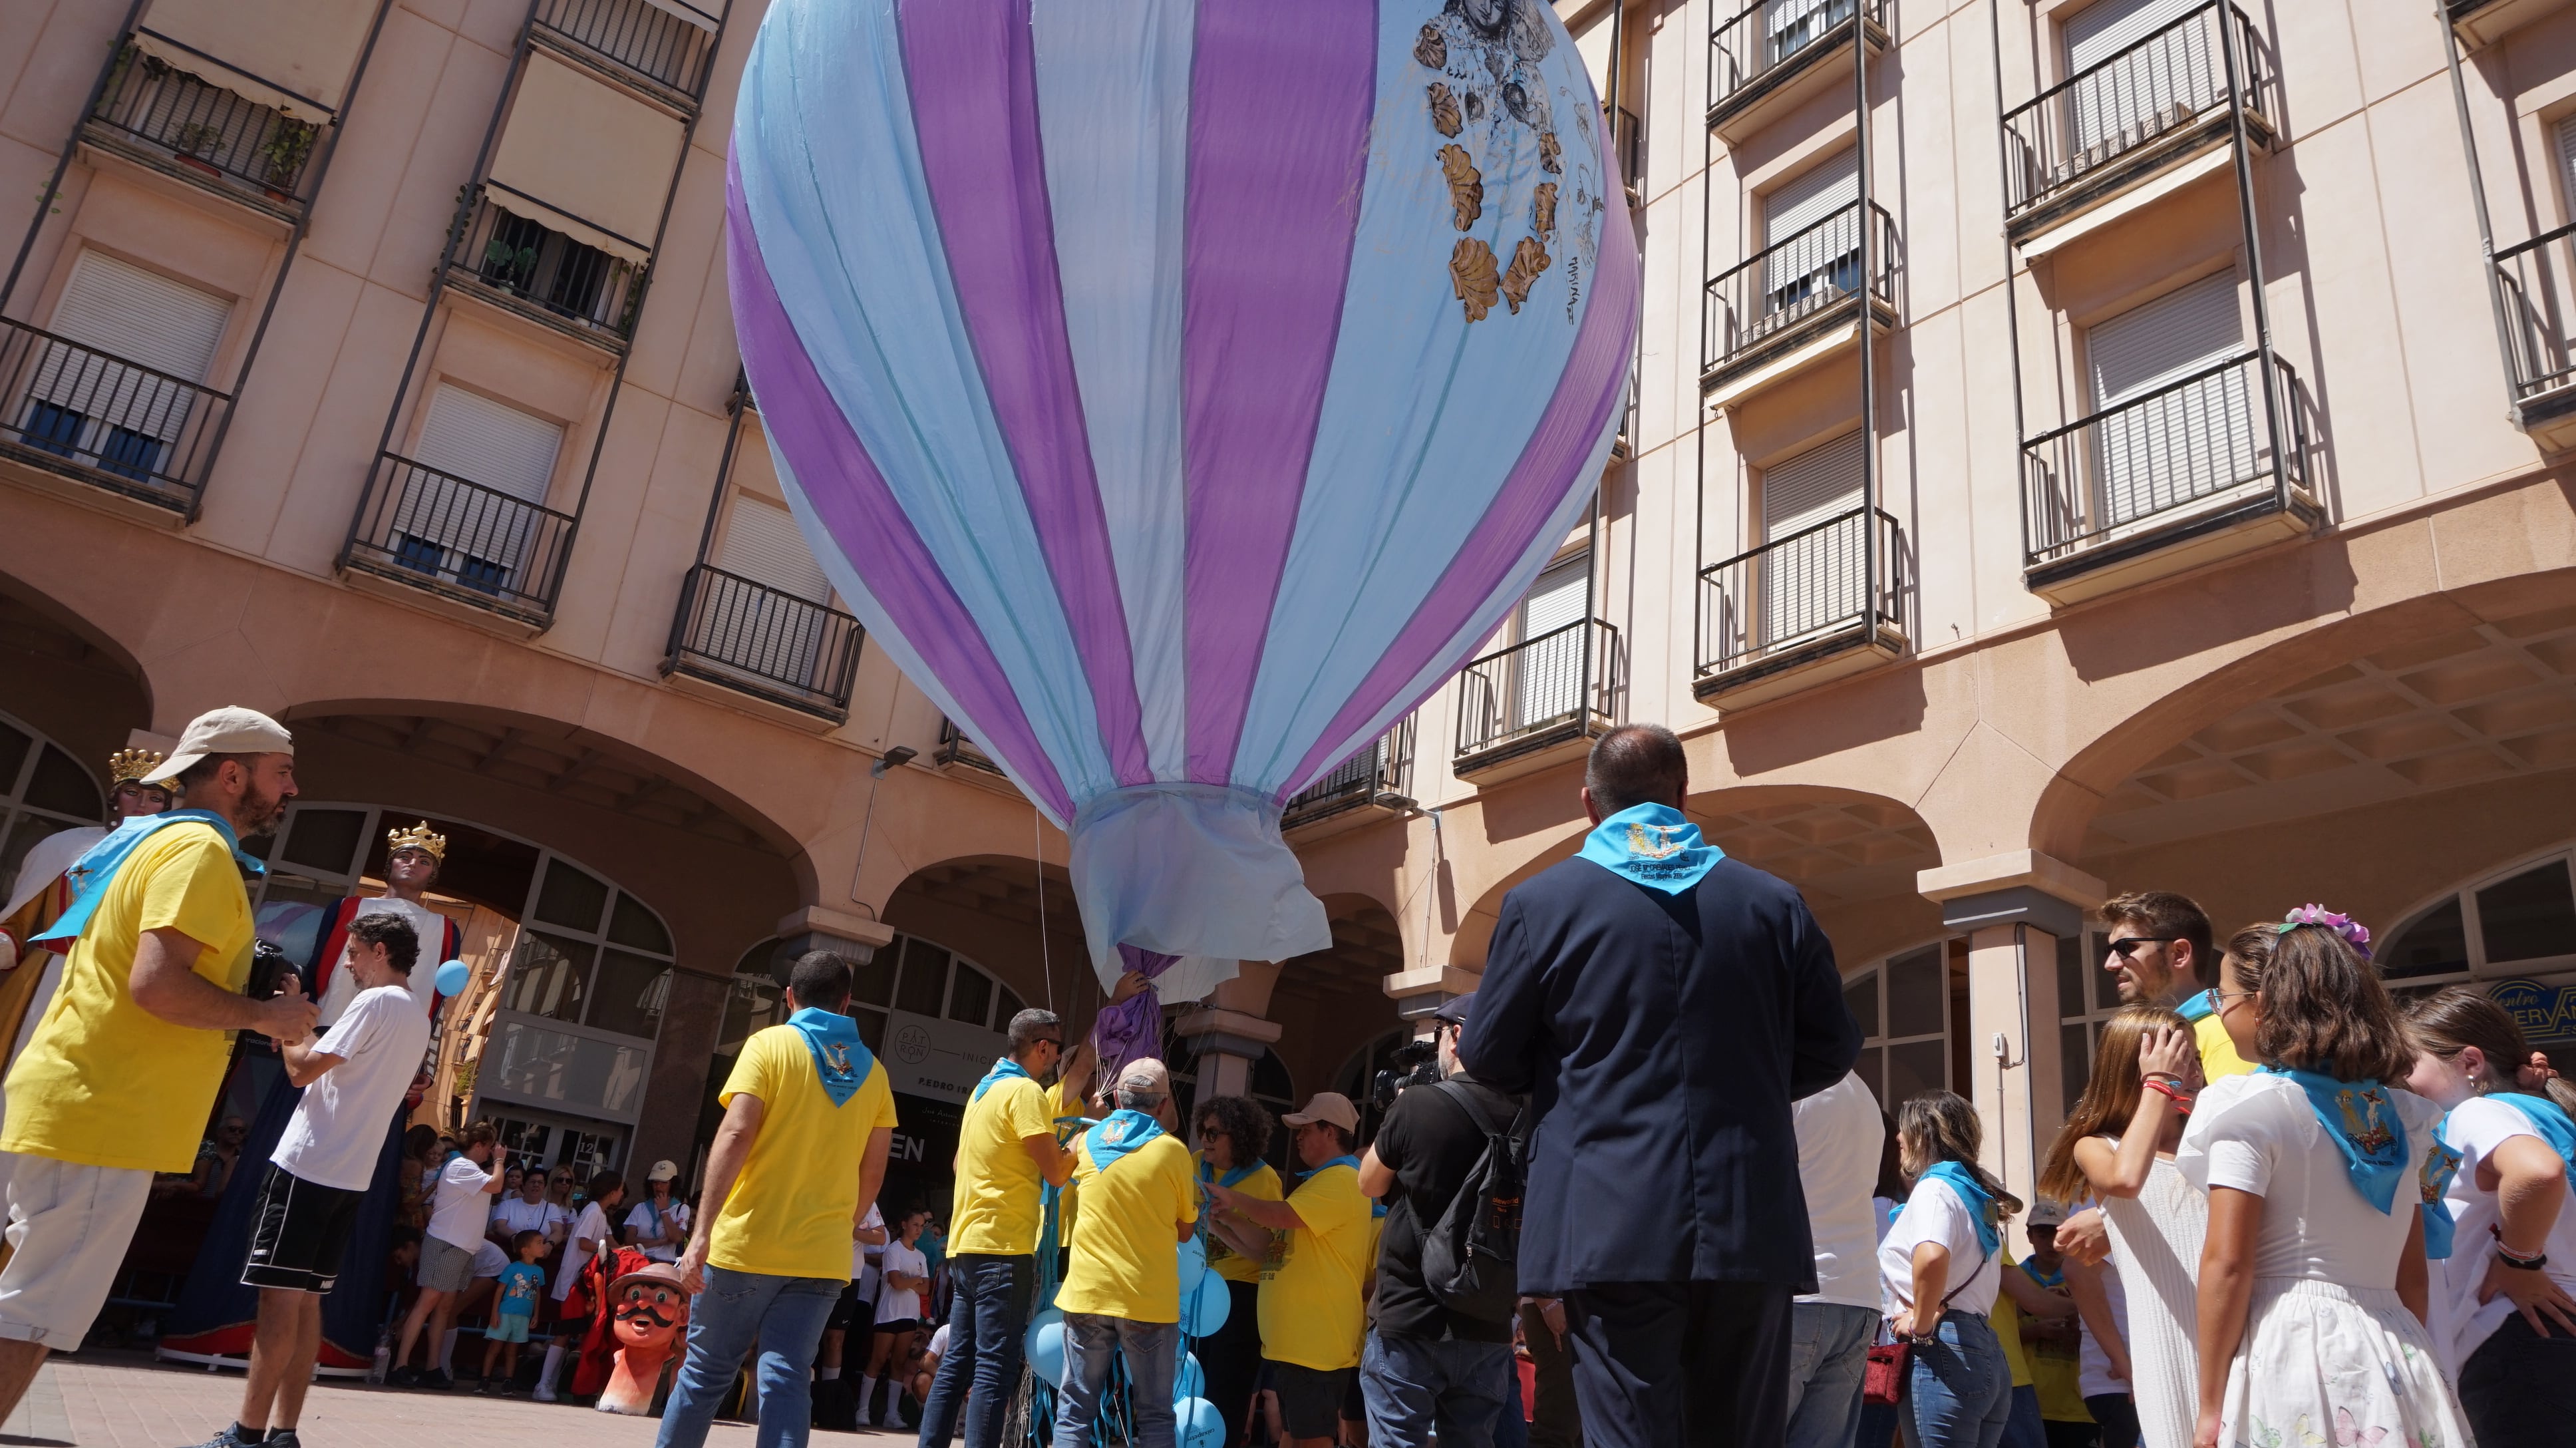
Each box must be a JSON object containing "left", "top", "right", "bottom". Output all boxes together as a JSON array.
[
  {"left": 1845, "top": 943, "right": 1949, "bottom": 1107},
  {"left": 23, "top": 251, "right": 229, "bottom": 481},
  {"left": 1756, "top": 431, "right": 1867, "bottom": 647},
  {"left": 2086, "top": 273, "right": 2255, "bottom": 528},
  {"left": 394, "top": 384, "right": 564, "bottom": 590},
  {"left": 0, "top": 709, "right": 104, "bottom": 904},
  {"left": 1512, "top": 552, "right": 1591, "bottom": 730},
  {"left": 736, "top": 929, "right": 1019, "bottom": 1058},
  {"left": 2376, "top": 848, "right": 2576, "bottom": 991},
  {"left": 2061, "top": 0, "right": 2214, "bottom": 156},
  {"left": 1759, "top": 149, "right": 1860, "bottom": 332},
  {"left": 2056, "top": 929, "right": 2128, "bottom": 1111}
]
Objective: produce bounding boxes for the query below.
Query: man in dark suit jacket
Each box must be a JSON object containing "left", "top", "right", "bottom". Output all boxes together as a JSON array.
[{"left": 1458, "top": 723, "right": 1862, "bottom": 1448}]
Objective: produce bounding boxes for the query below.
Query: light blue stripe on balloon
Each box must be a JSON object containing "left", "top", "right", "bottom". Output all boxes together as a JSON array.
[
  {"left": 735, "top": 0, "right": 1119, "bottom": 801},
  {"left": 1229, "top": 3, "right": 1599, "bottom": 795},
  {"left": 1030, "top": 0, "right": 1195, "bottom": 784}
]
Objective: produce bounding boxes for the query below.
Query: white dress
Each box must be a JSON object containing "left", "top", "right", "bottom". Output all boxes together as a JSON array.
[
  {"left": 2096, "top": 1145, "right": 2205, "bottom": 1448},
  {"left": 2176, "top": 1074, "right": 2476, "bottom": 1448}
]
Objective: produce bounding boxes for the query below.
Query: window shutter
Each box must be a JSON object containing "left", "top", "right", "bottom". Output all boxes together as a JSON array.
[
  {"left": 1762, "top": 0, "right": 1856, "bottom": 66},
  {"left": 1760, "top": 149, "right": 1862, "bottom": 328},
  {"left": 2062, "top": 0, "right": 2215, "bottom": 154},
  {"left": 1761, "top": 429, "right": 1867, "bottom": 538},
  {"left": 47, "top": 251, "right": 229, "bottom": 383},
  {"left": 1511, "top": 554, "right": 1591, "bottom": 731},
  {"left": 389, "top": 385, "right": 565, "bottom": 590},
  {"left": 2065, "top": 0, "right": 2199, "bottom": 71},
  {"left": 2556, "top": 114, "right": 2576, "bottom": 217},
  {"left": 1519, "top": 554, "right": 1590, "bottom": 638},
  {"left": 413, "top": 384, "right": 562, "bottom": 502},
  {"left": 1758, "top": 431, "right": 1868, "bottom": 648},
  {"left": 2086, "top": 273, "right": 2256, "bottom": 528},
  {"left": 716, "top": 494, "right": 830, "bottom": 604},
  {"left": 1764, "top": 149, "right": 1859, "bottom": 248}
]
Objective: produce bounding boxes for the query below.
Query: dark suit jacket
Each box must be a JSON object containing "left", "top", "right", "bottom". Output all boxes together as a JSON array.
[{"left": 1457, "top": 853, "right": 1861, "bottom": 1294}]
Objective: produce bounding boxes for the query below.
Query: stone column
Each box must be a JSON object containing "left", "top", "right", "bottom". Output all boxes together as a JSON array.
[
  {"left": 1380, "top": 964, "right": 1482, "bottom": 1023},
  {"left": 1177, "top": 962, "right": 1280, "bottom": 1109},
  {"left": 770, "top": 903, "right": 896, "bottom": 981},
  {"left": 1917, "top": 850, "right": 2105, "bottom": 1211},
  {"left": 628, "top": 966, "right": 733, "bottom": 1186}
]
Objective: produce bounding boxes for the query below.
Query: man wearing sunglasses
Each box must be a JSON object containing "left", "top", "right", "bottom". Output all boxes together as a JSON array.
[{"left": 2094, "top": 890, "right": 2247, "bottom": 1085}]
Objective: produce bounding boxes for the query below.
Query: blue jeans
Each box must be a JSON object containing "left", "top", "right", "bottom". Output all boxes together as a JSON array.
[
  {"left": 1359, "top": 1332, "right": 1514, "bottom": 1448},
  {"left": 1899, "top": 1314, "right": 2011, "bottom": 1448},
  {"left": 2001, "top": 1385, "right": 2046, "bottom": 1448},
  {"left": 1055, "top": 1314, "right": 1178, "bottom": 1448},
  {"left": 1785, "top": 1303, "right": 1878, "bottom": 1448},
  {"left": 917, "top": 1252, "right": 1035, "bottom": 1448},
  {"left": 655, "top": 1266, "right": 842, "bottom": 1448}
]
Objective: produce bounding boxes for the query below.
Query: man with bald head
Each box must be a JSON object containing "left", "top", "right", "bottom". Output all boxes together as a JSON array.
[
  {"left": 1050, "top": 1059, "right": 1198, "bottom": 1448},
  {"left": 1459, "top": 723, "right": 1861, "bottom": 1448}
]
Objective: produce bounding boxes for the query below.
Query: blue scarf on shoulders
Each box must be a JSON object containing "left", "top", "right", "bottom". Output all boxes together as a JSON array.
[
  {"left": 1919, "top": 1161, "right": 2000, "bottom": 1260},
  {"left": 786, "top": 1007, "right": 874, "bottom": 1107},
  {"left": 1575, "top": 805, "right": 1724, "bottom": 894},
  {"left": 32, "top": 811, "right": 263, "bottom": 947},
  {"left": 2260, "top": 1066, "right": 2408, "bottom": 1214},
  {"left": 2496, "top": 1091, "right": 2576, "bottom": 1201},
  {"left": 2174, "top": 989, "right": 2217, "bottom": 1023},
  {"left": 1083, "top": 1109, "right": 1166, "bottom": 1173},
  {"left": 973, "top": 1056, "right": 1030, "bottom": 1104},
  {"left": 1200, "top": 1158, "right": 1260, "bottom": 1190},
  {"left": 1305, "top": 1155, "right": 1361, "bottom": 1186}
]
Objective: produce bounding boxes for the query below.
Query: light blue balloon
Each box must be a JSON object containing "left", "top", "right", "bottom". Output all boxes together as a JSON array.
[
  {"left": 1177, "top": 1233, "right": 1208, "bottom": 1298},
  {"left": 1174, "top": 1352, "right": 1204, "bottom": 1404},
  {"left": 434, "top": 958, "right": 470, "bottom": 996},
  {"left": 1176, "top": 1397, "right": 1225, "bottom": 1448},
  {"left": 1183, "top": 1271, "right": 1229, "bottom": 1338},
  {"left": 1025, "top": 1314, "right": 1067, "bottom": 1387}
]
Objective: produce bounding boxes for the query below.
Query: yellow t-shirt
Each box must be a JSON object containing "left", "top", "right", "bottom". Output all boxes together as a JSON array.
[
  {"left": 1200, "top": 1158, "right": 1283, "bottom": 1285},
  {"left": 952, "top": 1071, "right": 1057, "bottom": 1256},
  {"left": 1257, "top": 1162, "right": 1371, "bottom": 1371},
  {"left": 708, "top": 1024, "right": 899, "bottom": 1279},
  {"left": 2195, "top": 1011, "right": 2251, "bottom": 1082},
  {"left": 2007, "top": 1257, "right": 2089, "bottom": 1421},
  {"left": 1993, "top": 1248, "right": 2034, "bottom": 1388},
  {"left": 1056, "top": 1132, "right": 1198, "bottom": 1322},
  {"left": 3, "top": 823, "right": 252, "bottom": 1171}
]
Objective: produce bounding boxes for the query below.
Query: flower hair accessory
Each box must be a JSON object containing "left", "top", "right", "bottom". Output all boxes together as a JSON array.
[{"left": 2279, "top": 904, "right": 2371, "bottom": 959}]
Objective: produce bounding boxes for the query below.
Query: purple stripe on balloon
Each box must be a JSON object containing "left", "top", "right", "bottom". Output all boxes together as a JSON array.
[
  {"left": 727, "top": 150, "right": 1078, "bottom": 820},
  {"left": 1281, "top": 133, "right": 1643, "bottom": 799},
  {"left": 895, "top": 0, "right": 1152, "bottom": 789},
  {"left": 1179, "top": 0, "right": 1378, "bottom": 785}
]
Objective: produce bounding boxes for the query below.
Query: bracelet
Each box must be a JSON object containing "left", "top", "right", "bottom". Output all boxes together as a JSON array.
[
  {"left": 2492, "top": 1226, "right": 2549, "bottom": 1270},
  {"left": 2141, "top": 1078, "right": 2195, "bottom": 1115}
]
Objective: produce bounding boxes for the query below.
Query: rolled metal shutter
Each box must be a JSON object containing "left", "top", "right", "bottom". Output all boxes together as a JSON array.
[
  {"left": 1759, "top": 431, "right": 1867, "bottom": 645},
  {"left": 2086, "top": 272, "right": 2254, "bottom": 526}
]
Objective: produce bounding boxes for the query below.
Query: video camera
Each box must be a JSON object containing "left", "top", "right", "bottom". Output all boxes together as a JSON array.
[{"left": 1371, "top": 1038, "right": 1442, "bottom": 1110}]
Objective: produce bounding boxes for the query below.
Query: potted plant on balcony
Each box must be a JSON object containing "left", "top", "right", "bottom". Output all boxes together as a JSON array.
[
  {"left": 172, "top": 120, "right": 226, "bottom": 178},
  {"left": 257, "top": 120, "right": 317, "bottom": 202}
]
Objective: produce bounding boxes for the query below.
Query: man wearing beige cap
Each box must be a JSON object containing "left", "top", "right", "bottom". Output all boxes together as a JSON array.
[
  {"left": 0, "top": 707, "right": 315, "bottom": 1417},
  {"left": 1207, "top": 1092, "right": 1374, "bottom": 1448}
]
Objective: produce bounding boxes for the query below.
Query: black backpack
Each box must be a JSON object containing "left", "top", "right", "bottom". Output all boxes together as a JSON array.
[{"left": 1415, "top": 1079, "right": 1525, "bottom": 1324}]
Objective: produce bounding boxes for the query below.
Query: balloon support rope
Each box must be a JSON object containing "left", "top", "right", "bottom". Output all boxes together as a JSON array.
[{"left": 1035, "top": 803, "right": 1053, "bottom": 1012}]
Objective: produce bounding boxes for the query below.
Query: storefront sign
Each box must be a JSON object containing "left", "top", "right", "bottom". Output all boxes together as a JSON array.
[
  {"left": 2490, "top": 978, "right": 2576, "bottom": 1045},
  {"left": 880, "top": 1007, "right": 1008, "bottom": 1105}
]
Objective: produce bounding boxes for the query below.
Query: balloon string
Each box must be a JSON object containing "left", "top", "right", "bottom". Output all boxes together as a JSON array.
[{"left": 1035, "top": 804, "right": 1053, "bottom": 1012}]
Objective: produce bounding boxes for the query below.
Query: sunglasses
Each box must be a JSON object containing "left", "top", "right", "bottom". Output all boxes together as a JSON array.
[{"left": 2105, "top": 936, "right": 2176, "bottom": 959}]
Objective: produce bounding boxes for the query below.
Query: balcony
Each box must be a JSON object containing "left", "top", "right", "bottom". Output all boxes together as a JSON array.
[
  {"left": 935, "top": 718, "right": 1008, "bottom": 779},
  {"left": 2493, "top": 223, "right": 2576, "bottom": 447},
  {"left": 1281, "top": 717, "right": 1417, "bottom": 839},
  {"left": 443, "top": 192, "right": 642, "bottom": 353},
  {"left": 1453, "top": 618, "right": 1623, "bottom": 785},
  {"left": 1706, "top": 0, "right": 1886, "bottom": 146},
  {"left": 1702, "top": 200, "right": 1897, "bottom": 403},
  {"left": 341, "top": 452, "right": 575, "bottom": 630},
  {"left": 80, "top": 45, "right": 320, "bottom": 222},
  {"left": 1696, "top": 506, "right": 1904, "bottom": 708},
  {"left": 2003, "top": 1, "right": 2275, "bottom": 246},
  {"left": 2021, "top": 349, "right": 2317, "bottom": 605},
  {"left": 0, "top": 318, "right": 230, "bottom": 519},
  {"left": 1615, "top": 105, "right": 1643, "bottom": 208},
  {"left": 663, "top": 564, "right": 864, "bottom": 726},
  {"left": 532, "top": 0, "right": 719, "bottom": 106},
  {"left": 2449, "top": 0, "right": 2575, "bottom": 47}
]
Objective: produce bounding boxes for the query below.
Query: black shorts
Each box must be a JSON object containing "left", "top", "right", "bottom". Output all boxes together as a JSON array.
[
  {"left": 242, "top": 1165, "right": 364, "bottom": 1293},
  {"left": 1266, "top": 1362, "right": 1355, "bottom": 1440},
  {"left": 873, "top": 1318, "right": 921, "bottom": 1337},
  {"left": 826, "top": 1280, "right": 874, "bottom": 1334}
]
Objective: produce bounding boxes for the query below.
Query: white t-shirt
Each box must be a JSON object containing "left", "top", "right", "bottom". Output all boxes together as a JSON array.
[
  {"left": 428, "top": 1155, "right": 498, "bottom": 1250},
  {"left": 2177, "top": 1073, "right": 2444, "bottom": 1287},
  {"left": 852, "top": 1201, "right": 885, "bottom": 1283},
  {"left": 492, "top": 1194, "right": 569, "bottom": 1244},
  {"left": 625, "top": 1197, "right": 692, "bottom": 1263},
  {"left": 555, "top": 1200, "right": 615, "bottom": 1300},
  {"left": 876, "top": 1240, "right": 928, "bottom": 1324},
  {"left": 1794, "top": 1073, "right": 1886, "bottom": 1310},
  {"left": 2430, "top": 1095, "right": 2576, "bottom": 1374},
  {"left": 1879, "top": 1175, "right": 2001, "bottom": 1316},
  {"left": 315, "top": 896, "right": 449, "bottom": 1028},
  {"left": 927, "top": 1323, "right": 949, "bottom": 1358},
  {"left": 2076, "top": 1256, "right": 2130, "bottom": 1399},
  {"left": 473, "top": 1238, "right": 510, "bottom": 1279},
  {"left": 269, "top": 984, "right": 434, "bottom": 1190}
]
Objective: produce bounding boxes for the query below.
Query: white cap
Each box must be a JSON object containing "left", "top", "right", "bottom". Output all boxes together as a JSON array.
[{"left": 143, "top": 706, "right": 293, "bottom": 786}]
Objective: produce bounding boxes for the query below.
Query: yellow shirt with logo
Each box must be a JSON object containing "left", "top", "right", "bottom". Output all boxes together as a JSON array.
[
  {"left": 1257, "top": 1162, "right": 1371, "bottom": 1371},
  {"left": 709, "top": 1024, "right": 899, "bottom": 1279},
  {"left": 3, "top": 823, "right": 253, "bottom": 1171},
  {"left": 1056, "top": 1132, "right": 1198, "bottom": 1322},
  {"left": 951, "top": 1071, "right": 1066, "bottom": 1256},
  {"left": 1200, "top": 1159, "right": 1283, "bottom": 1285}
]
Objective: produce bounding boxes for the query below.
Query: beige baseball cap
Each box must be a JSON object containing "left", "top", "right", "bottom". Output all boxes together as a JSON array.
[
  {"left": 143, "top": 707, "right": 293, "bottom": 786},
  {"left": 1282, "top": 1091, "right": 1359, "bottom": 1133},
  {"left": 647, "top": 1159, "right": 679, "bottom": 1182}
]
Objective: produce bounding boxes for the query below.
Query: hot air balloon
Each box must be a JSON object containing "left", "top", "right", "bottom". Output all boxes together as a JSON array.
[{"left": 728, "top": 0, "right": 1638, "bottom": 985}]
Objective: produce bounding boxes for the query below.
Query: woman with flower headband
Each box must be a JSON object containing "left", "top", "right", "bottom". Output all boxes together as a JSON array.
[
  {"left": 2402, "top": 985, "right": 2576, "bottom": 1443},
  {"left": 2179, "top": 908, "right": 2474, "bottom": 1448}
]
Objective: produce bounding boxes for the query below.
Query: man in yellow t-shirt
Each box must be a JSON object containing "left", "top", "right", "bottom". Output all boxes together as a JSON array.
[
  {"left": 0, "top": 707, "right": 312, "bottom": 1422},
  {"left": 1052, "top": 1059, "right": 1196, "bottom": 1448},
  {"left": 662, "top": 950, "right": 896, "bottom": 1448},
  {"left": 1208, "top": 1093, "right": 1372, "bottom": 1448}
]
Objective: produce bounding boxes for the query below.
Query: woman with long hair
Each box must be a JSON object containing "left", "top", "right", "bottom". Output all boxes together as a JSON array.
[
  {"left": 2179, "top": 910, "right": 2472, "bottom": 1448},
  {"left": 2404, "top": 985, "right": 2576, "bottom": 1441},
  {"left": 1881, "top": 1091, "right": 2023, "bottom": 1448},
  {"left": 2037, "top": 1005, "right": 2201, "bottom": 1448}
]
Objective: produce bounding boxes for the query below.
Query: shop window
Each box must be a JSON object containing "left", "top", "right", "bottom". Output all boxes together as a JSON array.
[
  {"left": 278, "top": 807, "right": 367, "bottom": 876},
  {"left": 2378, "top": 899, "right": 2470, "bottom": 981},
  {"left": 506, "top": 930, "right": 593, "bottom": 1023},
  {"left": 947, "top": 964, "right": 993, "bottom": 1027},
  {"left": 533, "top": 857, "right": 611, "bottom": 933},
  {"left": 2477, "top": 864, "right": 2576, "bottom": 964},
  {"left": 1846, "top": 942, "right": 1952, "bottom": 1108},
  {"left": 2377, "top": 849, "right": 2576, "bottom": 987},
  {"left": 587, "top": 948, "right": 669, "bottom": 1038},
  {"left": 607, "top": 892, "right": 671, "bottom": 954},
  {"left": 894, "top": 938, "right": 950, "bottom": 1017}
]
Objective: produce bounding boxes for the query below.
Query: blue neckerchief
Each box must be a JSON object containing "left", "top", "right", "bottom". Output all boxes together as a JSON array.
[
  {"left": 32, "top": 811, "right": 263, "bottom": 946},
  {"left": 1919, "top": 1162, "right": 2000, "bottom": 1259},
  {"left": 1575, "top": 804, "right": 1724, "bottom": 895},
  {"left": 2017, "top": 1258, "right": 2064, "bottom": 1290},
  {"left": 2259, "top": 1066, "right": 2408, "bottom": 1214},
  {"left": 1199, "top": 1159, "right": 1260, "bottom": 1189},
  {"left": 973, "top": 1057, "right": 1031, "bottom": 1104},
  {"left": 1083, "top": 1109, "right": 1167, "bottom": 1173},
  {"left": 785, "top": 1008, "right": 874, "bottom": 1107},
  {"left": 2495, "top": 1092, "right": 2576, "bottom": 1202},
  {"left": 2420, "top": 1133, "right": 2466, "bottom": 1260},
  {"left": 1303, "top": 1155, "right": 1361, "bottom": 1186},
  {"left": 2174, "top": 990, "right": 2216, "bottom": 1023}
]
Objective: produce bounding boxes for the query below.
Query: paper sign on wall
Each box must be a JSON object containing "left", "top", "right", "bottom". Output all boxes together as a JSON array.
[{"left": 880, "top": 1008, "right": 1008, "bottom": 1105}]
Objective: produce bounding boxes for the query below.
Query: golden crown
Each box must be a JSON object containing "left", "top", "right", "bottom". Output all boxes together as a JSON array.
[
  {"left": 107, "top": 749, "right": 166, "bottom": 787},
  {"left": 386, "top": 821, "right": 446, "bottom": 861}
]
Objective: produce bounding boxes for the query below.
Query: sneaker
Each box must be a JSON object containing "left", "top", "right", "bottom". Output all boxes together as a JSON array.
[
  {"left": 475, "top": 1379, "right": 494, "bottom": 1395},
  {"left": 425, "top": 1371, "right": 455, "bottom": 1391},
  {"left": 388, "top": 1367, "right": 420, "bottom": 1389},
  {"left": 184, "top": 1424, "right": 265, "bottom": 1448},
  {"left": 267, "top": 1431, "right": 301, "bottom": 1448}
]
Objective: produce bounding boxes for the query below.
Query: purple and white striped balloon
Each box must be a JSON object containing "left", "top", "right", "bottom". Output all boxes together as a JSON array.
[{"left": 729, "top": 0, "right": 1638, "bottom": 984}]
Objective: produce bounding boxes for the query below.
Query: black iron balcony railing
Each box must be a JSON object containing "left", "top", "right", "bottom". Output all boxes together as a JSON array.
[
  {"left": 665, "top": 564, "right": 864, "bottom": 721},
  {"left": 1455, "top": 618, "right": 1623, "bottom": 761},
  {"left": 84, "top": 45, "right": 321, "bottom": 207},
  {"left": 1708, "top": 0, "right": 1885, "bottom": 124},
  {"left": 533, "top": 0, "right": 719, "bottom": 101},
  {"left": 1616, "top": 105, "right": 1644, "bottom": 202},
  {"left": 1703, "top": 200, "right": 1897, "bottom": 378},
  {"left": 0, "top": 317, "right": 231, "bottom": 513},
  {"left": 343, "top": 452, "right": 575, "bottom": 623},
  {"left": 2021, "top": 349, "right": 2307, "bottom": 567},
  {"left": 2002, "top": 0, "right": 2271, "bottom": 224},
  {"left": 936, "top": 718, "right": 1005, "bottom": 775},
  {"left": 1696, "top": 506, "right": 1901, "bottom": 679},
  {"left": 445, "top": 191, "right": 641, "bottom": 347},
  {"left": 2496, "top": 220, "right": 2576, "bottom": 406},
  {"left": 1282, "top": 716, "right": 1417, "bottom": 831}
]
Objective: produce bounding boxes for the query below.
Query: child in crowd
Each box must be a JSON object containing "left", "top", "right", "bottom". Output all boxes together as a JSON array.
[
  {"left": 480, "top": 1230, "right": 547, "bottom": 1394},
  {"left": 859, "top": 1208, "right": 931, "bottom": 1426}
]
